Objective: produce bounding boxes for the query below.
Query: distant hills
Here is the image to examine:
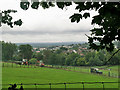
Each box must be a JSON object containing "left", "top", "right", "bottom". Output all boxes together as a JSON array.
[
  {"left": 15, "top": 42, "right": 87, "bottom": 48},
  {"left": 15, "top": 41, "right": 120, "bottom": 48}
]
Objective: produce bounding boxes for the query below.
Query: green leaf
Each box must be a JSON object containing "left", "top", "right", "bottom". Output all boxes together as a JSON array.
[
  {"left": 7, "top": 22, "right": 13, "bottom": 28},
  {"left": 8, "top": 16, "right": 12, "bottom": 21},
  {"left": 56, "top": 2, "right": 65, "bottom": 9},
  {"left": 83, "top": 13, "right": 90, "bottom": 19},
  {"left": 20, "top": 2, "right": 30, "bottom": 10},
  {"left": 90, "top": 28, "right": 103, "bottom": 36},
  {"left": 85, "top": 2, "right": 92, "bottom": 10},
  {"left": 40, "top": 1, "right": 49, "bottom": 9},
  {"left": 31, "top": 2, "right": 39, "bottom": 9},
  {"left": 75, "top": 2, "right": 85, "bottom": 12},
  {"left": 88, "top": 37, "right": 93, "bottom": 43},
  {"left": 64, "top": 2, "right": 72, "bottom": 6},
  {"left": 92, "top": 15, "right": 102, "bottom": 25},
  {"left": 71, "top": 18, "right": 76, "bottom": 22},
  {"left": 92, "top": 2, "right": 101, "bottom": 11},
  {"left": 14, "top": 19, "right": 22, "bottom": 26},
  {"left": 2, "top": 10, "right": 22, "bottom": 28},
  {"left": 48, "top": 2, "right": 55, "bottom": 7},
  {"left": 69, "top": 13, "right": 82, "bottom": 23}
]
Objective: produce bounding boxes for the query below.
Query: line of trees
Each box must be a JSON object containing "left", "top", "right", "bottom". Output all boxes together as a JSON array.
[
  {"left": 40, "top": 49, "right": 120, "bottom": 66},
  {"left": 1, "top": 41, "right": 33, "bottom": 62},
  {"left": 2, "top": 41, "right": 17, "bottom": 61},
  {"left": 1, "top": 41, "right": 120, "bottom": 66}
]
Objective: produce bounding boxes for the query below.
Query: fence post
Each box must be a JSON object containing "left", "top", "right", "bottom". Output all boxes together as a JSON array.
[
  {"left": 82, "top": 82, "right": 84, "bottom": 90},
  {"left": 102, "top": 82, "right": 104, "bottom": 90},
  {"left": 34, "top": 83, "right": 37, "bottom": 90},
  {"left": 64, "top": 83, "right": 66, "bottom": 90},
  {"left": 20, "top": 83, "right": 24, "bottom": 90},
  {"left": 49, "top": 83, "right": 51, "bottom": 90}
]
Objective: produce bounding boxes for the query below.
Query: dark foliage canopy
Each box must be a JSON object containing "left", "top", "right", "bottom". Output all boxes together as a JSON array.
[
  {"left": 19, "top": 44, "right": 33, "bottom": 60},
  {"left": 1, "top": 10, "right": 22, "bottom": 28}
]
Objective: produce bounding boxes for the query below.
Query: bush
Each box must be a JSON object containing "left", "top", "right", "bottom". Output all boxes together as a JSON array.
[{"left": 29, "top": 58, "right": 37, "bottom": 64}]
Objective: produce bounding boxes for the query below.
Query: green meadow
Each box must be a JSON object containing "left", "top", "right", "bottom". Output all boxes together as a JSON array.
[
  {"left": 2, "top": 65, "right": 119, "bottom": 89},
  {"left": 47, "top": 65, "right": 119, "bottom": 78}
]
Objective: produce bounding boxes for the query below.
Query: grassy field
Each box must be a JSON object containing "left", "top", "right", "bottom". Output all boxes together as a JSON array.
[
  {"left": 2, "top": 62, "right": 119, "bottom": 78},
  {"left": 49, "top": 65, "right": 119, "bottom": 78},
  {"left": 2, "top": 65, "right": 119, "bottom": 89}
]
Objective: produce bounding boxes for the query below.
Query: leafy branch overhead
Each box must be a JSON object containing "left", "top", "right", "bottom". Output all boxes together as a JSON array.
[
  {"left": 1, "top": 1, "right": 120, "bottom": 52},
  {"left": 1, "top": 10, "right": 23, "bottom": 28}
]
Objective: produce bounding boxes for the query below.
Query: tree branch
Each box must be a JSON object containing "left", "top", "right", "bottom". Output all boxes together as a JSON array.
[{"left": 105, "top": 48, "right": 120, "bottom": 65}]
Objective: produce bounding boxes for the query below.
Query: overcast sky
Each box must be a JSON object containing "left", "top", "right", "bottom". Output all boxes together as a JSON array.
[{"left": 0, "top": 0, "right": 98, "bottom": 43}]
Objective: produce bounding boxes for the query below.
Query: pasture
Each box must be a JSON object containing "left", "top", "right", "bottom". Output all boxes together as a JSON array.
[
  {"left": 2, "top": 62, "right": 119, "bottom": 78},
  {"left": 45, "top": 65, "right": 119, "bottom": 78},
  {"left": 2, "top": 64, "right": 119, "bottom": 89}
]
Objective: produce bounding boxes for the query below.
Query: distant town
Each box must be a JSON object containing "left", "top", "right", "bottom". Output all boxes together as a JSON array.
[
  {"left": 1, "top": 41, "right": 120, "bottom": 66},
  {"left": 32, "top": 43, "right": 93, "bottom": 57}
]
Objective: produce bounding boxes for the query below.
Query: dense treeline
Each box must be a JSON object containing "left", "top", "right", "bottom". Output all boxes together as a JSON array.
[
  {"left": 1, "top": 41, "right": 32, "bottom": 61},
  {"left": 2, "top": 41, "right": 17, "bottom": 61},
  {"left": 41, "top": 49, "right": 120, "bottom": 66},
  {"left": 1, "top": 41, "right": 120, "bottom": 66}
]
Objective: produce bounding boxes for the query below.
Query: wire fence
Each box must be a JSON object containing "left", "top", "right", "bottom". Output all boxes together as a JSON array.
[
  {"left": 2, "top": 82, "right": 119, "bottom": 90},
  {"left": 1, "top": 62, "right": 119, "bottom": 89},
  {"left": 49, "top": 65, "right": 119, "bottom": 78},
  {"left": 2, "top": 62, "right": 40, "bottom": 68}
]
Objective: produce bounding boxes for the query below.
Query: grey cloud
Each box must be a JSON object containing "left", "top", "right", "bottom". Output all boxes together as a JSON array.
[{"left": 2, "top": 29, "right": 90, "bottom": 35}]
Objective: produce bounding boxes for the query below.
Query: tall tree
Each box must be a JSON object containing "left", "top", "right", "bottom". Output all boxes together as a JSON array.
[
  {"left": 76, "top": 57, "right": 86, "bottom": 66},
  {"left": 56, "top": 53, "right": 66, "bottom": 65},
  {"left": 65, "top": 53, "right": 80, "bottom": 66},
  {"left": 19, "top": 44, "right": 33, "bottom": 61},
  {"left": 2, "top": 41, "right": 17, "bottom": 61},
  {"left": 43, "top": 50, "right": 52, "bottom": 64},
  {"left": 36, "top": 52, "right": 43, "bottom": 61},
  {"left": 49, "top": 53, "right": 57, "bottom": 65}
]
